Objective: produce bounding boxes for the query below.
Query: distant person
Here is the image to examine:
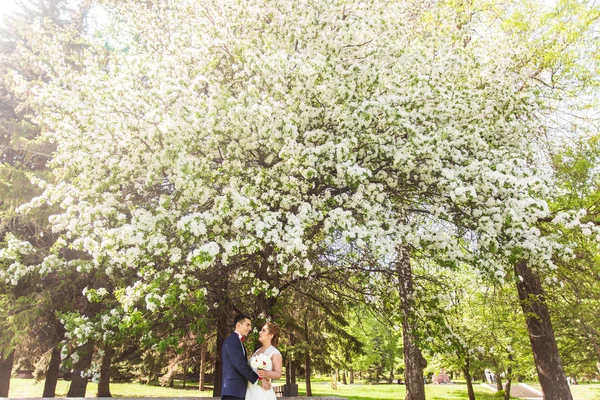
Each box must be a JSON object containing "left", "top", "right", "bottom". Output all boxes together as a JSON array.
[{"left": 484, "top": 369, "right": 492, "bottom": 384}]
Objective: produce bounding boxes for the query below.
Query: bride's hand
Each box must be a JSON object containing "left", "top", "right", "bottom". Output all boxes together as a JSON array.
[
  {"left": 261, "top": 378, "right": 271, "bottom": 391},
  {"left": 258, "top": 370, "right": 267, "bottom": 378}
]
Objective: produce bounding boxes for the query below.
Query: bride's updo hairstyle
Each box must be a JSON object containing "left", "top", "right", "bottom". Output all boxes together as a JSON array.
[{"left": 265, "top": 322, "right": 281, "bottom": 346}]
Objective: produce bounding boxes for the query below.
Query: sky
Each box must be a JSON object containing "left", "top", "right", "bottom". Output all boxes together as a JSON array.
[
  {"left": 0, "top": 0, "right": 563, "bottom": 28},
  {"left": 0, "top": 0, "right": 17, "bottom": 21},
  {"left": 0, "top": 0, "right": 19, "bottom": 26}
]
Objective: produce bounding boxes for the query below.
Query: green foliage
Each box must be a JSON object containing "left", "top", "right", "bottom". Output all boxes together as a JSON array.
[
  {"left": 545, "top": 134, "right": 600, "bottom": 379},
  {"left": 1, "top": 0, "right": 600, "bottom": 394}
]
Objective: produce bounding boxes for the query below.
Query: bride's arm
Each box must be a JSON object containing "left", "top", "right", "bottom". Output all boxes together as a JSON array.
[{"left": 257, "top": 354, "right": 282, "bottom": 380}]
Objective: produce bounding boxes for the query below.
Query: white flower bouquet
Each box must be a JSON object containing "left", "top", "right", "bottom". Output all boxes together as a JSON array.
[
  {"left": 251, "top": 353, "right": 272, "bottom": 372},
  {"left": 251, "top": 353, "right": 272, "bottom": 385}
]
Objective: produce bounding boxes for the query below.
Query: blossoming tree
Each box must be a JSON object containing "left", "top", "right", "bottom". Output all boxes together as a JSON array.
[{"left": 5, "top": 0, "right": 599, "bottom": 399}]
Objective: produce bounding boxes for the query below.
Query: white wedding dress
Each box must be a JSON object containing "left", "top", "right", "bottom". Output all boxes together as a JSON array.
[{"left": 246, "top": 345, "right": 281, "bottom": 400}]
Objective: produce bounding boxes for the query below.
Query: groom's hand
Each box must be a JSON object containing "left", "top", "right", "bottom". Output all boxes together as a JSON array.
[{"left": 261, "top": 378, "right": 271, "bottom": 391}]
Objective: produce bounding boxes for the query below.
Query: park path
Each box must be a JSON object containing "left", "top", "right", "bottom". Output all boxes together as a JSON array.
[
  {"left": 481, "top": 382, "right": 543, "bottom": 399},
  {"left": 10, "top": 398, "right": 349, "bottom": 400}
]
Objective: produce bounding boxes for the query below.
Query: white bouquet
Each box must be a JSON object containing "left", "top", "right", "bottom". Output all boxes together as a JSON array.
[
  {"left": 251, "top": 353, "right": 272, "bottom": 372},
  {"left": 251, "top": 353, "right": 272, "bottom": 386}
]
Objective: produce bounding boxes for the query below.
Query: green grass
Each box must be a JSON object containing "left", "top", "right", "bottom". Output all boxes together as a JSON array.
[
  {"left": 8, "top": 378, "right": 212, "bottom": 397},
  {"left": 512, "top": 382, "right": 600, "bottom": 400},
  {"left": 8, "top": 378, "right": 600, "bottom": 399},
  {"left": 300, "top": 380, "right": 600, "bottom": 400},
  {"left": 569, "top": 384, "right": 600, "bottom": 400},
  {"left": 299, "top": 382, "right": 505, "bottom": 400}
]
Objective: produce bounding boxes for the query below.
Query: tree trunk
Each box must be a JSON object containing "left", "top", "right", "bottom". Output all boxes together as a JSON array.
[
  {"left": 286, "top": 357, "right": 291, "bottom": 385},
  {"left": 159, "top": 353, "right": 183, "bottom": 388},
  {"left": 43, "top": 345, "right": 62, "bottom": 397},
  {"left": 463, "top": 358, "right": 475, "bottom": 400},
  {"left": 350, "top": 368, "right": 354, "bottom": 384},
  {"left": 291, "top": 358, "right": 296, "bottom": 384},
  {"left": 199, "top": 342, "right": 207, "bottom": 391},
  {"left": 496, "top": 374, "right": 503, "bottom": 392},
  {"left": 504, "top": 353, "right": 513, "bottom": 400},
  {"left": 504, "top": 378, "right": 512, "bottom": 400},
  {"left": 182, "top": 361, "right": 188, "bottom": 389},
  {"left": 305, "top": 352, "right": 312, "bottom": 396},
  {"left": 397, "top": 246, "right": 427, "bottom": 400},
  {"left": 97, "top": 346, "right": 113, "bottom": 397},
  {"left": 0, "top": 349, "right": 15, "bottom": 397},
  {"left": 67, "top": 344, "right": 93, "bottom": 397},
  {"left": 343, "top": 370, "right": 347, "bottom": 385},
  {"left": 389, "top": 366, "right": 394, "bottom": 383},
  {"left": 212, "top": 310, "right": 229, "bottom": 397},
  {"left": 514, "top": 260, "right": 572, "bottom": 400}
]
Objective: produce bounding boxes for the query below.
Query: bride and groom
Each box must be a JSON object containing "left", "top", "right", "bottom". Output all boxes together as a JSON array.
[{"left": 221, "top": 314, "right": 282, "bottom": 400}]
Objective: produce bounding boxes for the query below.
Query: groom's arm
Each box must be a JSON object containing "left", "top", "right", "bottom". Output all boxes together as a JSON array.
[{"left": 222, "top": 338, "right": 259, "bottom": 384}]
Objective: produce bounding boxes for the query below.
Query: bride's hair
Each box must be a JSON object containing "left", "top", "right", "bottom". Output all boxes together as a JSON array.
[{"left": 265, "top": 322, "right": 281, "bottom": 346}]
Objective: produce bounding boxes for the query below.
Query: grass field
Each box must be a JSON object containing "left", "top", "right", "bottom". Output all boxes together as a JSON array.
[
  {"left": 524, "top": 382, "right": 600, "bottom": 400},
  {"left": 7, "top": 378, "right": 600, "bottom": 399}
]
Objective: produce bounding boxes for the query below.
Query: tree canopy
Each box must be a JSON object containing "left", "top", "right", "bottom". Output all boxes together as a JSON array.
[{"left": 1, "top": 0, "right": 599, "bottom": 399}]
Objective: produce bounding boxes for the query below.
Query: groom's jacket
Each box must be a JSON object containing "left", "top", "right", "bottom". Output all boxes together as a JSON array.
[{"left": 221, "top": 332, "right": 259, "bottom": 398}]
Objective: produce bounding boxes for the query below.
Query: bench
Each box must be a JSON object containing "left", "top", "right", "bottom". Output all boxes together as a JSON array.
[{"left": 273, "top": 383, "right": 299, "bottom": 397}]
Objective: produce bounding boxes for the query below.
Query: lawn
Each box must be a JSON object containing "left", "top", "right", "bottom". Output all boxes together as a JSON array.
[
  {"left": 7, "top": 378, "right": 600, "bottom": 399},
  {"left": 8, "top": 378, "right": 212, "bottom": 398},
  {"left": 523, "top": 382, "right": 600, "bottom": 400},
  {"left": 469, "top": 382, "right": 600, "bottom": 400},
  {"left": 299, "top": 381, "right": 501, "bottom": 400}
]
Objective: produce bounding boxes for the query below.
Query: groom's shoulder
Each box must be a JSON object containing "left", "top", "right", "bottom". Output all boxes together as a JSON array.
[{"left": 223, "top": 332, "right": 236, "bottom": 343}]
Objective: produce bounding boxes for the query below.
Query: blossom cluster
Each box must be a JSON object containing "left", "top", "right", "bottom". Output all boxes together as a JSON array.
[{"left": 4, "top": 0, "right": 596, "bottom": 347}]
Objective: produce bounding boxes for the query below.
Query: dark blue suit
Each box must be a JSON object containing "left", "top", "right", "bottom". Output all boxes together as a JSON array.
[{"left": 221, "top": 332, "right": 259, "bottom": 399}]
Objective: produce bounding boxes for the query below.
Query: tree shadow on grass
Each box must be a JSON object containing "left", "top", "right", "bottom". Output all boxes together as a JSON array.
[{"left": 300, "top": 382, "right": 503, "bottom": 400}]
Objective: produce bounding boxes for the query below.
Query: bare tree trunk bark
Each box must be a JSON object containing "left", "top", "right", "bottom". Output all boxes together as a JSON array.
[
  {"left": 515, "top": 260, "right": 572, "bottom": 400},
  {"left": 43, "top": 345, "right": 62, "bottom": 397},
  {"left": 199, "top": 342, "right": 207, "bottom": 391},
  {"left": 504, "top": 378, "right": 512, "bottom": 400},
  {"left": 504, "top": 352, "right": 513, "bottom": 400},
  {"left": 463, "top": 357, "right": 475, "bottom": 400},
  {"left": 305, "top": 352, "right": 312, "bottom": 396},
  {"left": 97, "top": 346, "right": 113, "bottom": 397},
  {"left": 160, "top": 353, "right": 183, "bottom": 388},
  {"left": 343, "top": 370, "right": 347, "bottom": 385},
  {"left": 67, "top": 343, "right": 93, "bottom": 397},
  {"left": 182, "top": 360, "right": 188, "bottom": 389},
  {"left": 0, "top": 349, "right": 15, "bottom": 397},
  {"left": 290, "top": 357, "right": 296, "bottom": 384},
  {"left": 397, "top": 246, "right": 426, "bottom": 400},
  {"left": 496, "top": 374, "right": 503, "bottom": 392},
  {"left": 350, "top": 368, "right": 354, "bottom": 384},
  {"left": 213, "top": 310, "right": 229, "bottom": 397}
]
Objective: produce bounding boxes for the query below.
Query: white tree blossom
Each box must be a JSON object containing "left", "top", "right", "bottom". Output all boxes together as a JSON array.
[{"left": 8, "top": 0, "right": 595, "bottom": 322}]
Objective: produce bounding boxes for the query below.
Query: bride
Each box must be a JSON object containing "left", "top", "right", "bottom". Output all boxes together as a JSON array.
[{"left": 246, "top": 322, "right": 282, "bottom": 400}]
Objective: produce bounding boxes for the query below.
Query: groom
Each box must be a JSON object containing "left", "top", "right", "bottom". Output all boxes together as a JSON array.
[{"left": 221, "top": 314, "right": 271, "bottom": 400}]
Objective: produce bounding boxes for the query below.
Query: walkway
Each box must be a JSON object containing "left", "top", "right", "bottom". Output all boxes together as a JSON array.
[
  {"left": 481, "top": 382, "right": 543, "bottom": 399},
  {"left": 11, "top": 398, "right": 348, "bottom": 400}
]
